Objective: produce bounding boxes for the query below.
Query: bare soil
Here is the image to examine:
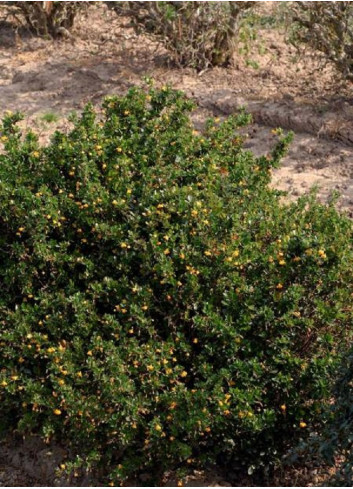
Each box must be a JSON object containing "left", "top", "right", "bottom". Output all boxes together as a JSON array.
[{"left": 0, "top": 2, "right": 352, "bottom": 486}]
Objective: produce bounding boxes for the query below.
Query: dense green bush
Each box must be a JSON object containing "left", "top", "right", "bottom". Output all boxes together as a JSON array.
[
  {"left": 0, "top": 1, "right": 89, "bottom": 38},
  {"left": 0, "top": 86, "right": 352, "bottom": 485},
  {"left": 292, "top": 352, "right": 353, "bottom": 486},
  {"left": 323, "top": 354, "right": 353, "bottom": 486},
  {"left": 289, "top": 2, "right": 353, "bottom": 80},
  {"left": 107, "top": 2, "right": 254, "bottom": 70}
]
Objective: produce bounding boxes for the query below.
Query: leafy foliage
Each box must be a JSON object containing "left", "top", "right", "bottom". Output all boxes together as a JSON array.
[
  {"left": 324, "top": 355, "right": 353, "bottom": 486},
  {"left": 293, "top": 352, "right": 353, "bottom": 486},
  {"left": 107, "top": 1, "right": 255, "bottom": 70},
  {"left": 289, "top": 2, "right": 353, "bottom": 80},
  {"left": 0, "top": 86, "right": 352, "bottom": 484}
]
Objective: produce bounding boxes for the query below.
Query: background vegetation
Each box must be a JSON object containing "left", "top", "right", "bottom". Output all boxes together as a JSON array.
[
  {"left": 0, "top": 1, "right": 90, "bottom": 38},
  {"left": 288, "top": 2, "right": 353, "bottom": 81},
  {"left": 106, "top": 1, "right": 254, "bottom": 70},
  {"left": 1, "top": 1, "right": 353, "bottom": 78}
]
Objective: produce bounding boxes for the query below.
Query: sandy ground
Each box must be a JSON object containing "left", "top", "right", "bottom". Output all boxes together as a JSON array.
[{"left": 0, "top": 2, "right": 352, "bottom": 486}]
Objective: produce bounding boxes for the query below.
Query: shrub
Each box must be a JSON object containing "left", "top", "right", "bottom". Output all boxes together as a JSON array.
[
  {"left": 289, "top": 2, "right": 353, "bottom": 81},
  {"left": 1, "top": 1, "right": 89, "bottom": 38},
  {"left": 0, "top": 86, "right": 352, "bottom": 485},
  {"left": 107, "top": 1, "right": 255, "bottom": 70}
]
